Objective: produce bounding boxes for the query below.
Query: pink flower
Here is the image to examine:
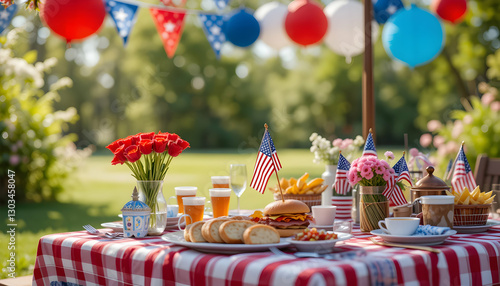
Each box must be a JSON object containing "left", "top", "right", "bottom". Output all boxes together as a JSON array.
[
  {"left": 332, "top": 139, "right": 343, "bottom": 147},
  {"left": 375, "top": 165, "right": 385, "bottom": 175},
  {"left": 427, "top": 120, "right": 442, "bottom": 132},
  {"left": 348, "top": 169, "right": 360, "bottom": 185},
  {"left": 452, "top": 121, "right": 463, "bottom": 138},
  {"left": 463, "top": 115, "right": 473, "bottom": 125},
  {"left": 433, "top": 136, "right": 445, "bottom": 148},
  {"left": 420, "top": 133, "right": 433, "bottom": 148},
  {"left": 384, "top": 151, "right": 394, "bottom": 161},
  {"left": 383, "top": 172, "right": 391, "bottom": 182},
  {"left": 409, "top": 148, "right": 419, "bottom": 157},
  {"left": 491, "top": 101, "right": 500, "bottom": 112},
  {"left": 482, "top": 93, "right": 495, "bottom": 106},
  {"left": 340, "top": 139, "right": 353, "bottom": 150},
  {"left": 9, "top": 155, "right": 20, "bottom": 166},
  {"left": 362, "top": 169, "right": 374, "bottom": 180}
]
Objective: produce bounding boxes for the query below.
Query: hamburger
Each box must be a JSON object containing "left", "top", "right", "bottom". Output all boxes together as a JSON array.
[{"left": 250, "top": 199, "right": 311, "bottom": 237}]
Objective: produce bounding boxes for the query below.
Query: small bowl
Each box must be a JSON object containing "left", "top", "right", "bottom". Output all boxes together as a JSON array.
[{"left": 289, "top": 232, "right": 353, "bottom": 254}]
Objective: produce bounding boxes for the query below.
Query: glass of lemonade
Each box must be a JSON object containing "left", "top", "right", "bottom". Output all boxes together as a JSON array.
[
  {"left": 174, "top": 186, "right": 197, "bottom": 214},
  {"left": 230, "top": 164, "right": 247, "bottom": 214},
  {"left": 180, "top": 197, "right": 205, "bottom": 225},
  {"left": 209, "top": 188, "right": 231, "bottom": 218},
  {"left": 211, "top": 176, "right": 230, "bottom": 188}
]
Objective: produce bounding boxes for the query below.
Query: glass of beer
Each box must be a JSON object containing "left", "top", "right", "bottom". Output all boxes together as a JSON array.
[
  {"left": 174, "top": 186, "right": 197, "bottom": 214},
  {"left": 209, "top": 188, "right": 231, "bottom": 218},
  {"left": 178, "top": 197, "right": 205, "bottom": 226},
  {"left": 211, "top": 176, "right": 230, "bottom": 188}
]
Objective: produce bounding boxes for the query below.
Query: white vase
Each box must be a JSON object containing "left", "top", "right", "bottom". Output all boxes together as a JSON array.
[{"left": 321, "top": 165, "right": 336, "bottom": 206}]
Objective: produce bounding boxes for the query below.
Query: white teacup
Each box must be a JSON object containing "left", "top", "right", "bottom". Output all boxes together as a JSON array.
[
  {"left": 312, "top": 206, "right": 337, "bottom": 226},
  {"left": 167, "top": 205, "right": 179, "bottom": 218},
  {"left": 378, "top": 217, "right": 420, "bottom": 236}
]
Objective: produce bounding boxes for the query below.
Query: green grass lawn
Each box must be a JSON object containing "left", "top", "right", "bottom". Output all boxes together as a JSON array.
[{"left": 0, "top": 149, "right": 325, "bottom": 278}]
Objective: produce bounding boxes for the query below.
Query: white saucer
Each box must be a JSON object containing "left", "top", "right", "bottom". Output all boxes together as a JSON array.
[
  {"left": 453, "top": 220, "right": 500, "bottom": 234},
  {"left": 370, "top": 229, "right": 457, "bottom": 246},
  {"left": 101, "top": 222, "right": 123, "bottom": 232}
]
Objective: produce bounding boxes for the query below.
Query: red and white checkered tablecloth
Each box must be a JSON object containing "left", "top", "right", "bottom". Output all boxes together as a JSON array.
[{"left": 32, "top": 223, "right": 500, "bottom": 286}]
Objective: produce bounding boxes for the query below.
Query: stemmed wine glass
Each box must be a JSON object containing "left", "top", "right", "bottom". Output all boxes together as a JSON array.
[{"left": 230, "top": 164, "right": 247, "bottom": 214}]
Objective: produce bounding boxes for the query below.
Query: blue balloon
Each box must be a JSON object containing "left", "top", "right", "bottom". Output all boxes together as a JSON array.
[
  {"left": 382, "top": 5, "right": 445, "bottom": 68},
  {"left": 223, "top": 8, "right": 260, "bottom": 48}
]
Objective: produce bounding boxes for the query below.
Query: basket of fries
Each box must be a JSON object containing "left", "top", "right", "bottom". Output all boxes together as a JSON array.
[
  {"left": 447, "top": 186, "right": 496, "bottom": 226},
  {"left": 269, "top": 173, "right": 327, "bottom": 209}
]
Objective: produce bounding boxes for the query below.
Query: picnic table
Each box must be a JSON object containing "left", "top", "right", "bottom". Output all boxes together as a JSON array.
[{"left": 32, "top": 221, "right": 500, "bottom": 286}]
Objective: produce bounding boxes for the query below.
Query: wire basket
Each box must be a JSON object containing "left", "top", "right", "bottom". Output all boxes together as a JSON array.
[
  {"left": 273, "top": 193, "right": 321, "bottom": 209},
  {"left": 453, "top": 204, "right": 491, "bottom": 226}
]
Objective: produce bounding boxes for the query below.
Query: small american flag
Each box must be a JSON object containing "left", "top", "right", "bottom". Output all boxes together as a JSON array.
[
  {"left": 388, "top": 155, "right": 411, "bottom": 206},
  {"left": 250, "top": 129, "right": 282, "bottom": 194},
  {"left": 362, "top": 132, "right": 377, "bottom": 157},
  {"left": 334, "top": 153, "right": 351, "bottom": 195},
  {"left": 451, "top": 145, "right": 477, "bottom": 193}
]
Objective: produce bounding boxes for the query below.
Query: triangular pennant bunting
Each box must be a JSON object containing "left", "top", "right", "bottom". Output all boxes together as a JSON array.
[
  {"left": 150, "top": 8, "right": 186, "bottom": 58},
  {"left": 214, "top": 0, "right": 230, "bottom": 11},
  {"left": 372, "top": 0, "right": 404, "bottom": 24},
  {"left": 198, "top": 13, "right": 225, "bottom": 59},
  {"left": 160, "top": 0, "right": 187, "bottom": 8},
  {"left": 0, "top": 2, "right": 17, "bottom": 34},
  {"left": 105, "top": 0, "right": 139, "bottom": 46}
]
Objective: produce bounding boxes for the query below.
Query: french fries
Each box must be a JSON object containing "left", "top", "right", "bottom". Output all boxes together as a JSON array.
[
  {"left": 446, "top": 186, "right": 496, "bottom": 205},
  {"left": 268, "top": 173, "right": 327, "bottom": 195}
]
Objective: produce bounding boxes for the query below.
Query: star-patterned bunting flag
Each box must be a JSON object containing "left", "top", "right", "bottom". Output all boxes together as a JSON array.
[
  {"left": 198, "top": 13, "right": 225, "bottom": 59},
  {"left": 451, "top": 145, "right": 477, "bottom": 193},
  {"left": 334, "top": 153, "right": 351, "bottom": 195},
  {"left": 372, "top": 0, "right": 404, "bottom": 24},
  {"left": 387, "top": 155, "right": 411, "bottom": 206},
  {"left": 214, "top": 0, "right": 230, "bottom": 11},
  {"left": 362, "top": 132, "right": 377, "bottom": 157},
  {"left": 105, "top": 0, "right": 139, "bottom": 46},
  {"left": 150, "top": 8, "right": 186, "bottom": 58},
  {"left": 0, "top": 2, "right": 17, "bottom": 34}
]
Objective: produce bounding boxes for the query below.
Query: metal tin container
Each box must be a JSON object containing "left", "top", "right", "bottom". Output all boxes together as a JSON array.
[{"left": 411, "top": 166, "right": 450, "bottom": 213}]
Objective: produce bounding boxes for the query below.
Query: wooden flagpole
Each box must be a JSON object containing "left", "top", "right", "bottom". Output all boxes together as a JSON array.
[
  {"left": 363, "top": 0, "right": 375, "bottom": 141},
  {"left": 264, "top": 123, "right": 285, "bottom": 202}
]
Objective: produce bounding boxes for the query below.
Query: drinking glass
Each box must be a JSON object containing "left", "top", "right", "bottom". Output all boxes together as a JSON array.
[
  {"left": 180, "top": 197, "right": 205, "bottom": 225},
  {"left": 209, "top": 188, "right": 231, "bottom": 218},
  {"left": 230, "top": 164, "right": 247, "bottom": 214},
  {"left": 491, "top": 184, "right": 500, "bottom": 219}
]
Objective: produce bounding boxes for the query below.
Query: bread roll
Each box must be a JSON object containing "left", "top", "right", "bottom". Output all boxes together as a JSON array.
[
  {"left": 243, "top": 225, "right": 280, "bottom": 244},
  {"left": 230, "top": 215, "right": 251, "bottom": 221},
  {"left": 188, "top": 221, "right": 207, "bottom": 243},
  {"left": 219, "top": 220, "right": 256, "bottom": 244},
  {"left": 202, "top": 218, "right": 230, "bottom": 243},
  {"left": 184, "top": 224, "right": 192, "bottom": 242}
]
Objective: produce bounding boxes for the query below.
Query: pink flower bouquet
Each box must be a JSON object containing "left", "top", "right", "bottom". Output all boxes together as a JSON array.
[{"left": 348, "top": 156, "right": 395, "bottom": 187}]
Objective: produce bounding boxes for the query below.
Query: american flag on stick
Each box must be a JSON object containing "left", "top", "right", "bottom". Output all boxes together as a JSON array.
[
  {"left": 334, "top": 153, "right": 351, "bottom": 195},
  {"left": 388, "top": 154, "right": 411, "bottom": 206},
  {"left": 363, "top": 130, "right": 377, "bottom": 157},
  {"left": 451, "top": 143, "right": 477, "bottom": 193},
  {"left": 250, "top": 124, "right": 282, "bottom": 194}
]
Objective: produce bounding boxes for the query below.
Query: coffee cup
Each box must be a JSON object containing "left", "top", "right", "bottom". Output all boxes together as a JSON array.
[
  {"left": 167, "top": 205, "right": 179, "bottom": 218},
  {"left": 419, "top": 195, "right": 454, "bottom": 227},
  {"left": 378, "top": 217, "right": 420, "bottom": 235},
  {"left": 311, "top": 206, "right": 337, "bottom": 226}
]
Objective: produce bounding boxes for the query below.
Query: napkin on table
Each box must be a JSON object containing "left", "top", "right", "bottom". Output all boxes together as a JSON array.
[{"left": 413, "top": 225, "right": 453, "bottom": 236}]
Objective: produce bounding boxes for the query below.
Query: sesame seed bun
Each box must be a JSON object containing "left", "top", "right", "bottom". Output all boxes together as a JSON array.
[{"left": 263, "top": 199, "right": 310, "bottom": 215}]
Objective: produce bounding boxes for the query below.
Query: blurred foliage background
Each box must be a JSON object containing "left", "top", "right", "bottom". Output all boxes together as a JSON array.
[{"left": 5, "top": 0, "right": 498, "bottom": 152}]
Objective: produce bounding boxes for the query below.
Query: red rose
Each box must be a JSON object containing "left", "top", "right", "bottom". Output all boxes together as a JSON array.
[
  {"left": 119, "top": 137, "right": 133, "bottom": 149},
  {"left": 106, "top": 140, "right": 122, "bottom": 153},
  {"left": 124, "top": 145, "right": 141, "bottom": 163},
  {"left": 153, "top": 138, "right": 167, "bottom": 153},
  {"left": 111, "top": 145, "right": 127, "bottom": 165},
  {"left": 140, "top": 132, "right": 155, "bottom": 140},
  {"left": 139, "top": 139, "right": 153, "bottom": 155},
  {"left": 155, "top": 132, "right": 169, "bottom": 140},
  {"left": 167, "top": 133, "right": 179, "bottom": 142},
  {"left": 176, "top": 138, "right": 190, "bottom": 150},
  {"left": 127, "top": 135, "right": 140, "bottom": 145},
  {"left": 168, "top": 141, "right": 183, "bottom": 157}
]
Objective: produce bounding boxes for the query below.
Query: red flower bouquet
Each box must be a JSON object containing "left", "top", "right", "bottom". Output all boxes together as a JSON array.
[{"left": 107, "top": 131, "right": 189, "bottom": 235}]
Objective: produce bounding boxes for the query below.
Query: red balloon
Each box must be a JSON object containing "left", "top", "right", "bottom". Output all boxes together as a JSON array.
[
  {"left": 285, "top": 0, "right": 328, "bottom": 46},
  {"left": 430, "top": 0, "right": 467, "bottom": 24},
  {"left": 40, "top": 0, "right": 106, "bottom": 43}
]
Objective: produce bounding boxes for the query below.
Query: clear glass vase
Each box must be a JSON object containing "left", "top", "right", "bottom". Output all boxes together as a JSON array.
[
  {"left": 321, "top": 165, "right": 336, "bottom": 205},
  {"left": 359, "top": 186, "right": 389, "bottom": 232},
  {"left": 137, "top": 180, "right": 167, "bottom": 235}
]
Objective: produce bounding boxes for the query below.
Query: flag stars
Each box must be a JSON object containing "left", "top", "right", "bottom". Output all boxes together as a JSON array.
[
  {"left": 113, "top": 8, "right": 128, "bottom": 22},
  {"left": 210, "top": 25, "right": 220, "bottom": 35},
  {"left": 387, "top": 5, "right": 397, "bottom": 14},
  {"left": 0, "top": 9, "right": 10, "bottom": 20}
]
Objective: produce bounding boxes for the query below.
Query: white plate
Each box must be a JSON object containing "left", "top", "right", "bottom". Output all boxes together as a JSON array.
[
  {"left": 453, "top": 220, "right": 500, "bottom": 234},
  {"left": 308, "top": 224, "right": 333, "bottom": 231},
  {"left": 287, "top": 232, "right": 353, "bottom": 254},
  {"left": 370, "top": 229, "right": 457, "bottom": 245},
  {"left": 101, "top": 222, "right": 123, "bottom": 232},
  {"left": 162, "top": 231, "right": 290, "bottom": 254}
]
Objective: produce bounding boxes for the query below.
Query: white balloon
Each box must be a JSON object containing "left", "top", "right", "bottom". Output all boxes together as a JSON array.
[
  {"left": 323, "top": 0, "right": 379, "bottom": 63},
  {"left": 254, "top": 2, "right": 291, "bottom": 50}
]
